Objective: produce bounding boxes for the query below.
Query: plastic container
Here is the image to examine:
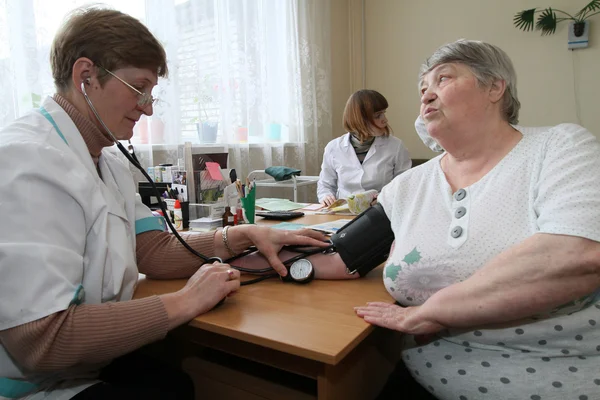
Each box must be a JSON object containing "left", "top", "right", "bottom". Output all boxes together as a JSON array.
[{"left": 173, "top": 200, "right": 184, "bottom": 231}]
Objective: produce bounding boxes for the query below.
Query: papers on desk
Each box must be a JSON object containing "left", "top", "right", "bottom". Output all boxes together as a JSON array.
[
  {"left": 315, "top": 203, "right": 353, "bottom": 215},
  {"left": 188, "top": 217, "right": 222, "bottom": 232},
  {"left": 270, "top": 222, "right": 307, "bottom": 230},
  {"left": 306, "top": 219, "right": 352, "bottom": 234},
  {"left": 300, "top": 203, "right": 325, "bottom": 211},
  {"left": 255, "top": 198, "right": 305, "bottom": 211}
]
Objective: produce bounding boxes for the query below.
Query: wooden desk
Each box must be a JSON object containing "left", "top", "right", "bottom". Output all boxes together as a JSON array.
[{"left": 134, "top": 214, "right": 401, "bottom": 399}]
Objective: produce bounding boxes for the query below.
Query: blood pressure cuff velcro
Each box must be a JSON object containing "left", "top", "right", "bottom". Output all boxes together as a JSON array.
[{"left": 330, "top": 203, "right": 394, "bottom": 277}]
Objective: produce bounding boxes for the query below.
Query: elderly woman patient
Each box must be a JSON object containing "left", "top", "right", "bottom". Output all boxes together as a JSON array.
[{"left": 356, "top": 39, "right": 600, "bottom": 399}]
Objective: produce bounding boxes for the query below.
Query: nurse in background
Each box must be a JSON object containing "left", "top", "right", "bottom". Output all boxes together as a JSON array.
[{"left": 317, "top": 90, "right": 412, "bottom": 206}]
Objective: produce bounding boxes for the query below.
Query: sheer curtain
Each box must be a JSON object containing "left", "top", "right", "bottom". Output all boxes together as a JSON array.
[
  {"left": 142, "top": 0, "right": 332, "bottom": 186},
  {"left": 0, "top": 0, "right": 145, "bottom": 127},
  {"left": 0, "top": 0, "right": 332, "bottom": 201}
]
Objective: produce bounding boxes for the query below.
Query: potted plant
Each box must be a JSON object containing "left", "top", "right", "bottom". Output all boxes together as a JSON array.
[
  {"left": 194, "top": 74, "right": 219, "bottom": 144},
  {"left": 514, "top": 0, "right": 600, "bottom": 36}
]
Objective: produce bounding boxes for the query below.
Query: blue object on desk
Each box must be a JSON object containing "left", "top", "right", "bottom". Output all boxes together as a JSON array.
[{"left": 270, "top": 222, "right": 307, "bottom": 230}]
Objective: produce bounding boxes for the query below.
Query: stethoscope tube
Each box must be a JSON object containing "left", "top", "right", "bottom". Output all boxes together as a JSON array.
[{"left": 81, "top": 81, "right": 222, "bottom": 265}]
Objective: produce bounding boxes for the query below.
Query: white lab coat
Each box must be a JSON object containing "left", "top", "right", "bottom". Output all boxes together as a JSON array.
[
  {"left": 317, "top": 133, "right": 411, "bottom": 202},
  {"left": 0, "top": 97, "right": 166, "bottom": 399}
]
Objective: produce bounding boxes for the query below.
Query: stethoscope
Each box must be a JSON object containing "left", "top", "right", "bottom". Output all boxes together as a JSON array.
[{"left": 80, "top": 80, "right": 331, "bottom": 285}]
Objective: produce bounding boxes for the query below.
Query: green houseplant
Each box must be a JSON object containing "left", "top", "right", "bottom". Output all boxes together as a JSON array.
[{"left": 514, "top": 0, "right": 600, "bottom": 36}]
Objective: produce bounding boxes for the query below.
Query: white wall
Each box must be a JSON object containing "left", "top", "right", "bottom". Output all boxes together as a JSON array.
[
  {"left": 365, "top": 0, "right": 600, "bottom": 159},
  {"left": 330, "top": 0, "right": 353, "bottom": 142}
]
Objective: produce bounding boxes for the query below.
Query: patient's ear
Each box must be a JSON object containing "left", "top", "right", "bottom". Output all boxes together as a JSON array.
[{"left": 488, "top": 79, "right": 506, "bottom": 104}]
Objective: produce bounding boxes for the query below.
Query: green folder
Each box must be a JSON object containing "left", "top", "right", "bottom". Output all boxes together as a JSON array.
[{"left": 240, "top": 185, "right": 256, "bottom": 224}]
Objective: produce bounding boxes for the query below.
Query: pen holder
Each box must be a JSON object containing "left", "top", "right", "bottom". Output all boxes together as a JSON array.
[
  {"left": 239, "top": 186, "right": 256, "bottom": 224},
  {"left": 181, "top": 201, "right": 190, "bottom": 228}
]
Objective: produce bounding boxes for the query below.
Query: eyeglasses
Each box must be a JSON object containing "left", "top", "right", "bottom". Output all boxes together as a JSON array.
[{"left": 100, "top": 66, "right": 157, "bottom": 108}]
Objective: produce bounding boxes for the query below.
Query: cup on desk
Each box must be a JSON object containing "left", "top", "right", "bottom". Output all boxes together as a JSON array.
[{"left": 240, "top": 186, "right": 256, "bottom": 224}]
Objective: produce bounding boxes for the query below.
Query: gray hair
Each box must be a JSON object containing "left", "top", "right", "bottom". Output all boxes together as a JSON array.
[{"left": 419, "top": 39, "right": 520, "bottom": 124}]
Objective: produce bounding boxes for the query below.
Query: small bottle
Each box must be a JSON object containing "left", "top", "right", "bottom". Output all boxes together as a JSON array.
[
  {"left": 222, "top": 206, "right": 235, "bottom": 227},
  {"left": 231, "top": 206, "right": 238, "bottom": 225},
  {"left": 173, "top": 200, "right": 183, "bottom": 231},
  {"left": 236, "top": 205, "right": 244, "bottom": 225}
]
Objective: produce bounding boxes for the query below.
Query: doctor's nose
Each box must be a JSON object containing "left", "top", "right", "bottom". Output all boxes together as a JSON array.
[{"left": 139, "top": 102, "right": 154, "bottom": 116}]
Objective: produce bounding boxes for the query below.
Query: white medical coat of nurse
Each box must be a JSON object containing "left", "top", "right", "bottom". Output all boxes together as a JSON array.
[
  {"left": 0, "top": 97, "right": 166, "bottom": 399},
  {"left": 317, "top": 133, "right": 411, "bottom": 202}
]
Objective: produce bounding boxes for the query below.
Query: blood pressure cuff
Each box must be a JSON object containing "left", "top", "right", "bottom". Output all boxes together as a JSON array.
[{"left": 330, "top": 203, "right": 394, "bottom": 276}]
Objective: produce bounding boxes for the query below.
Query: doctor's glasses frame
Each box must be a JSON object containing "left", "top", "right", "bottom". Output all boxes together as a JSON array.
[{"left": 99, "top": 66, "right": 158, "bottom": 108}]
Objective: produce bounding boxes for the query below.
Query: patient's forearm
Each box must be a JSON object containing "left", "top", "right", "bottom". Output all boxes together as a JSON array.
[
  {"left": 229, "top": 250, "right": 359, "bottom": 280},
  {"left": 416, "top": 233, "right": 600, "bottom": 329}
]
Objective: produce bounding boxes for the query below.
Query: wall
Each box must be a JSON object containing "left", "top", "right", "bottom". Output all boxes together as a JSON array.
[
  {"left": 364, "top": 0, "right": 600, "bottom": 159},
  {"left": 330, "top": 0, "right": 354, "bottom": 142}
]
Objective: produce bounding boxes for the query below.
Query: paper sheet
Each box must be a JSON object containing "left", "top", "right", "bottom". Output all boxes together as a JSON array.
[
  {"left": 301, "top": 203, "right": 325, "bottom": 211},
  {"left": 270, "top": 222, "right": 307, "bottom": 231},
  {"left": 255, "top": 198, "right": 305, "bottom": 211},
  {"left": 306, "top": 219, "right": 352, "bottom": 234},
  {"left": 205, "top": 162, "right": 224, "bottom": 181}
]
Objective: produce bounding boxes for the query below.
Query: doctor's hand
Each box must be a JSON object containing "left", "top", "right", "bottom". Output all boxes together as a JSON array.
[
  {"left": 354, "top": 302, "right": 444, "bottom": 335},
  {"left": 321, "top": 194, "right": 336, "bottom": 207},
  {"left": 162, "top": 262, "right": 240, "bottom": 329},
  {"left": 228, "top": 225, "right": 329, "bottom": 277},
  {"left": 250, "top": 226, "right": 329, "bottom": 277}
]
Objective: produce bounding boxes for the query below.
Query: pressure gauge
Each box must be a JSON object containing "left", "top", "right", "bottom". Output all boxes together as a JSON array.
[{"left": 283, "top": 258, "right": 314, "bottom": 284}]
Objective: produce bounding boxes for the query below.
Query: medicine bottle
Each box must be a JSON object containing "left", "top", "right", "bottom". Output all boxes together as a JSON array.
[{"left": 222, "top": 206, "right": 235, "bottom": 227}]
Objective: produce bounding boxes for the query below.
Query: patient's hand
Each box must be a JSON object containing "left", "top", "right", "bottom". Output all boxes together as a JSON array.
[{"left": 354, "top": 302, "right": 444, "bottom": 334}]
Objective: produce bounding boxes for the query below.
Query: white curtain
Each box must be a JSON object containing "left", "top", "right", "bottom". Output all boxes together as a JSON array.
[
  {"left": 0, "top": 0, "right": 332, "bottom": 200},
  {"left": 141, "top": 0, "right": 332, "bottom": 185},
  {"left": 0, "top": 0, "right": 145, "bottom": 126}
]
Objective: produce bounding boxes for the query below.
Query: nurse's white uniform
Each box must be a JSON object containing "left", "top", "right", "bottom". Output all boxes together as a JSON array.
[
  {"left": 317, "top": 133, "right": 411, "bottom": 202},
  {"left": 0, "top": 97, "right": 166, "bottom": 399}
]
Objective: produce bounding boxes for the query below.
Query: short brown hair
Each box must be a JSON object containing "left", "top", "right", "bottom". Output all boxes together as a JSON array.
[
  {"left": 51, "top": 6, "right": 168, "bottom": 92},
  {"left": 342, "top": 90, "right": 391, "bottom": 142}
]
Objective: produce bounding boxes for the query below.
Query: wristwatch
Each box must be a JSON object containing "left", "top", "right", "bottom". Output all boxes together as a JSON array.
[{"left": 282, "top": 258, "right": 314, "bottom": 284}]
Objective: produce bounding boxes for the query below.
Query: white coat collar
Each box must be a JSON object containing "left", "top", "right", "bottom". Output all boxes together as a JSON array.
[
  {"left": 41, "top": 97, "right": 128, "bottom": 221},
  {"left": 341, "top": 132, "right": 387, "bottom": 148},
  {"left": 341, "top": 132, "right": 387, "bottom": 164},
  {"left": 41, "top": 97, "right": 100, "bottom": 180}
]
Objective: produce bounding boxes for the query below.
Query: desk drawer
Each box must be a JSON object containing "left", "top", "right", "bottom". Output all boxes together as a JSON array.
[{"left": 184, "top": 353, "right": 316, "bottom": 400}]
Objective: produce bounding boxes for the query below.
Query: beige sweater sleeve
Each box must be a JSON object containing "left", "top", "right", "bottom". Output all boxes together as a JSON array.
[
  {"left": 135, "top": 230, "right": 217, "bottom": 279},
  {"left": 0, "top": 296, "right": 169, "bottom": 372}
]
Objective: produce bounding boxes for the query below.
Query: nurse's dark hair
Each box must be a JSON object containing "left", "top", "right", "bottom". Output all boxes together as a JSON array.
[
  {"left": 50, "top": 5, "right": 168, "bottom": 92},
  {"left": 342, "top": 90, "right": 391, "bottom": 142}
]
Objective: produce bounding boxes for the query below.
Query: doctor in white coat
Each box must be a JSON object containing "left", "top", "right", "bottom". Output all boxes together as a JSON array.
[
  {"left": 317, "top": 90, "right": 411, "bottom": 206},
  {"left": 0, "top": 7, "right": 329, "bottom": 400}
]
